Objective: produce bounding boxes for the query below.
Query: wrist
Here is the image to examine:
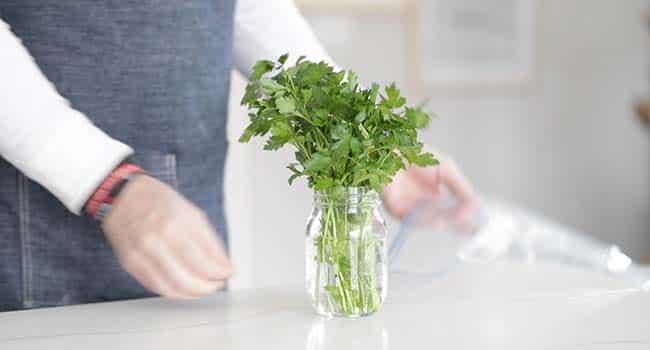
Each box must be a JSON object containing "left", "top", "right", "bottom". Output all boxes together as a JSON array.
[{"left": 84, "top": 161, "right": 146, "bottom": 221}]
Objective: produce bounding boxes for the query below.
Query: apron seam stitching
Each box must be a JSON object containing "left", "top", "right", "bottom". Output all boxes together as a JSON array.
[
  {"left": 167, "top": 154, "right": 178, "bottom": 188},
  {"left": 18, "top": 174, "right": 33, "bottom": 308}
]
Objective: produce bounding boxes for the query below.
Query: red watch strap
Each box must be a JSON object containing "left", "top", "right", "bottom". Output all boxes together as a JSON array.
[{"left": 85, "top": 162, "right": 145, "bottom": 220}]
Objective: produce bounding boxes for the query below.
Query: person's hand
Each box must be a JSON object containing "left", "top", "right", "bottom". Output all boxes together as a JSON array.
[
  {"left": 383, "top": 152, "right": 479, "bottom": 223},
  {"left": 102, "top": 175, "right": 232, "bottom": 299}
]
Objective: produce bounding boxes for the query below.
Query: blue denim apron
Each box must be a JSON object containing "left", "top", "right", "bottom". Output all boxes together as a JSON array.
[{"left": 0, "top": 1, "right": 234, "bottom": 311}]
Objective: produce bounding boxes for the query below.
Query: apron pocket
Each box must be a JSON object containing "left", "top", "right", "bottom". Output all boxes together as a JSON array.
[{"left": 131, "top": 151, "right": 178, "bottom": 189}]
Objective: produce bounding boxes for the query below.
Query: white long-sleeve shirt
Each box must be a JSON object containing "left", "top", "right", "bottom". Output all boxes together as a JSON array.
[{"left": 0, "top": 0, "right": 332, "bottom": 214}]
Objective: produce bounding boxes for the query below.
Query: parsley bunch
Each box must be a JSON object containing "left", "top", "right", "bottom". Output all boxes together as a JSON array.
[{"left": 239, "top": 54, "right": 437, "bottom": 192}]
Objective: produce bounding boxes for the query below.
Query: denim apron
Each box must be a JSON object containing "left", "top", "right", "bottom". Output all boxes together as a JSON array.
[{"left": 0, "top": 0, "right": 234, "bottom": 311}]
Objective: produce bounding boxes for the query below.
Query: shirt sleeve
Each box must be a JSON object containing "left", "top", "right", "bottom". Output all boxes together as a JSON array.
[
  {"left": 233, "top": 0, "right": 336, "bottom": 78},
  {"left": 0, "top": 19, "right": 134, "bottom": 215}
]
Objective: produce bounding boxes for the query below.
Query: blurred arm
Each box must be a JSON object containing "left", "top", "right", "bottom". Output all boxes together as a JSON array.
[
  {"left": 233, "top": 0, "right": 336, "bottom": 77},
  {"left": 0, "top": 19, "right": 133, "bottom": 214}
]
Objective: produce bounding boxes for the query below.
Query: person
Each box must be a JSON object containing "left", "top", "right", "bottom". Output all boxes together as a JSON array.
[{"left": 0, "top": 0, "right": 477, "bottom": 311}]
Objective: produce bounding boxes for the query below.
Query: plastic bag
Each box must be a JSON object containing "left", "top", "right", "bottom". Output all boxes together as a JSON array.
[{"left": 388, "top": 196, "right": 650, "bottom": 294}]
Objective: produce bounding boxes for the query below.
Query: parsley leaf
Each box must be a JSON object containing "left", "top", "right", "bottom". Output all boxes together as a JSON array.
[
  {"left": 275, "top": 96, "right": 296, "bottom": 114},
  {"left": 239, "top": 55, "right": 437, "bottom": 191},
  {"left": 249, "top": 60, "right": 274, "bottom": 81}
]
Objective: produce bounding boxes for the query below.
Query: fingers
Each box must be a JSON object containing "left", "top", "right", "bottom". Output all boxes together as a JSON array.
[
  {"left": 174, "top": 239, "right": 230, "bottom": 282},
  {"left": 102, "top": 176, "right": 232, "bottom": 299},
  {"left": 439, "top": 162, "right": 474, "bottom": 202},
  {"left": 455, "top": 195, "right": 481, "bottom": 221},
  {"left": 435, "top": 160, "right": 480, "bottom": 219},
  {"left": 193, "top": 218, "right": 232, "bottom": 274},
  {"left": 124, "top": 238, "right": 226, "bottom": 298},
  {"left": 410, "top": 159, "right": 474, "bottom": 202},
  {"left": 156, "top": 222, "right": 231, "bottom": 297},
  {"left": 382, "top": 170, "right": 422, "bottom": 219},
  {"left": 120, "top": 228, "right": 230, "bottom": 299},
  {"left": 408, "top": 155, "right": 480, "bottom": 223},
  {"left": 124, "top": 255, "right": 183, "bottom": 298},
  {"left": 149, "top": 247, "right": 225, "bottom": 298}
]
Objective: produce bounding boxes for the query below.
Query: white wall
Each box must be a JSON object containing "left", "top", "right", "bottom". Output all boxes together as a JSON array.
[{"left": 227, "top": 0, "right": 650, "bottom": 289}]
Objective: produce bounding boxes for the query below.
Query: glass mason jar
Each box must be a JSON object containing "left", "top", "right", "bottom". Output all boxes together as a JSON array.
[{"left": 305, "top": 187, "right": 388, "bottom": 318}]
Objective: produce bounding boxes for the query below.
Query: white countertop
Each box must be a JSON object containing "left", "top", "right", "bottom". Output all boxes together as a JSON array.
[{"left": 0, "top": 260, "right": 648, "bottom": 350}]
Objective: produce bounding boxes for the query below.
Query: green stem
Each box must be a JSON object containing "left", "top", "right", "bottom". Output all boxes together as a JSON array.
[{"left": 315, "top": 192, "right": 382, "bottom": 316}]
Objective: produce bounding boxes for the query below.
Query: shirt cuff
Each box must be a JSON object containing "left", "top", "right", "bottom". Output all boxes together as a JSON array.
[{"left": 24, "top": 112, "right": 134, "bottom": 215}]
